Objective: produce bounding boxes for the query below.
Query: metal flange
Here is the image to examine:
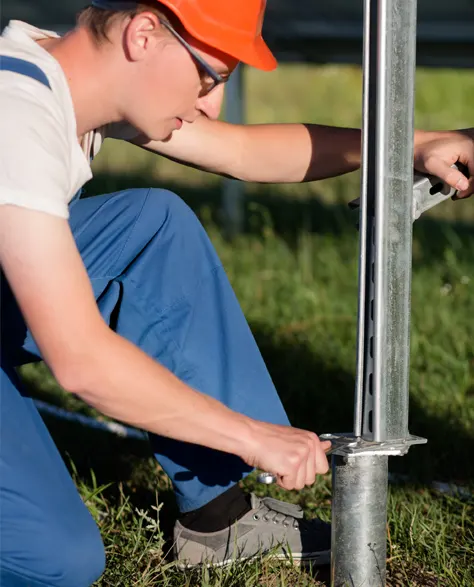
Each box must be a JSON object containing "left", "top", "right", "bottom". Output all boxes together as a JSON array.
[
  {"left": 319, "top": 432, "right": 427, "bottom": 458},
  {"left": 256, "top": 433, "right": 427, "bottom": 484}
]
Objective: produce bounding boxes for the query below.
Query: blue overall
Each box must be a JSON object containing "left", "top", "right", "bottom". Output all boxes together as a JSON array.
[{"left": 0, "top": 57, "right": 290, "bottom": 586}]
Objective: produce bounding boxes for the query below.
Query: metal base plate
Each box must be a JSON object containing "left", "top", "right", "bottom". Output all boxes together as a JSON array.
[{"left": 320, "top": 432, "right": 427, "bottom": 457}]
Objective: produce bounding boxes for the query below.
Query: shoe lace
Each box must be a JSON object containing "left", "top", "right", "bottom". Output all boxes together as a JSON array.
[{"left": 254, "top": 503, "right": 300, "bottom": 529}]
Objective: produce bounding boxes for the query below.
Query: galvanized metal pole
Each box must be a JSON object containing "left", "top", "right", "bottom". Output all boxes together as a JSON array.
[
  {"left": 328, "top": 1, "right": 421, "bottom": 585},
  {"left": 223, "top": 64, "right": 245, "bottom": 236},
  {"left": 331, "top": 455, "right": 388, "bottom": 586}
]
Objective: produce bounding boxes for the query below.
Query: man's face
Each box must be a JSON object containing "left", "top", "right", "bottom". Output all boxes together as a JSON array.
[{"left": 119, "top": 12, "right": 238, "bottom": 140}]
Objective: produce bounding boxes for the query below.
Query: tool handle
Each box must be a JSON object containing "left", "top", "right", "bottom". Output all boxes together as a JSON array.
[
  {"left": 412, "top": 172, "right": 456, "bottom": 220},
  {"left": 348, "top": 164, "right": 468, "bottom": 219},
  {"left": 257, "top": 472, "right": 277, "bottom": 485}
]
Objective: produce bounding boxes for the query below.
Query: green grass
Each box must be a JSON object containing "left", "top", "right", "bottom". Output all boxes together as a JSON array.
[{"left": 18, "top": 64, "right": 474, "bottom": 585}]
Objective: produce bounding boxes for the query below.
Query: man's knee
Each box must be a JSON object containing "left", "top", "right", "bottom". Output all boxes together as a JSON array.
[
  {"left": 145, "top": 188, "right": 203, "bottom": 234},
  {"left": 2, "top": 512, "right": 105, "bottom": 587},
  {"left": 143, "top": 189, "right": 222, "bottom": 279}
]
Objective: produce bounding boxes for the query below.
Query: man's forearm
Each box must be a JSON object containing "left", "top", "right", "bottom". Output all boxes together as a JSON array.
[
  {"left": 234, "top": 124, "right": 362, "bottom": 183},
  {"left": 238, "top": 125, "right": 474, "bottom": 184},
  {"left": 68, "top": 329, "right": 253, "bottom": 459}
]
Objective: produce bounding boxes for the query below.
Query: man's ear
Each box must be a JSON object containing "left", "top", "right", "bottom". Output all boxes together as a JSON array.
[{"left": 123, "top": 12, "right": 162, "bottom": 61}]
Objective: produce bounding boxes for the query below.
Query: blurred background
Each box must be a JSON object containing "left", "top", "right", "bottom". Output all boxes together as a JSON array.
[
  {"left": 2, "top": 2, "right": 473, "bottom": 584},
  {"left": 3, "top": 0, "right": 474, "bottom": 66}
]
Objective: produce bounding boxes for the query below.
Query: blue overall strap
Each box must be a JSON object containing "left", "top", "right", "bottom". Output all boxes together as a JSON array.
[
  {"left": 0, "top": 55, "right": 51, "bottom": 89},
  {"left": 0, "top": 54, "right": 85, "bottom": 204}
]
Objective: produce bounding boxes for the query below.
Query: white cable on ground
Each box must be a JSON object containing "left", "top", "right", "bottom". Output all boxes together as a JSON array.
[
  {"left": 34, "top": 399, "right": 472, "bottom": 498},
  {"left": 34, "top": 398, "right": 148, "bottom": 441}
]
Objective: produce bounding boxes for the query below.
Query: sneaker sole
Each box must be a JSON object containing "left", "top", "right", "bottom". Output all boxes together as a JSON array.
[{"left": 176, "top": 549, "right": 331, "bottom": 570}]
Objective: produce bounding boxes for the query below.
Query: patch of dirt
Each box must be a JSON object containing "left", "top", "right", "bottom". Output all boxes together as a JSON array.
[{"left": 388, "top": 564, "right": 449, "bottom": 587}]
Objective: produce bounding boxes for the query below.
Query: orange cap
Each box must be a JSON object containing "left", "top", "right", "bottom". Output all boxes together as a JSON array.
[{"left": 157, "top": 0, "right": 277, "bottom": 71}]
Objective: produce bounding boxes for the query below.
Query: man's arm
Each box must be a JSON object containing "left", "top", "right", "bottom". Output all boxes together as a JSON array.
[
  {"left": 132, "top": 117, "right": 474, "bottom": 196},
  {"left": 132, "top": 117, "right": 362, "bottom": 183},
  {"left": 0, "top": 205, "right": 330, "bottom": 489}
]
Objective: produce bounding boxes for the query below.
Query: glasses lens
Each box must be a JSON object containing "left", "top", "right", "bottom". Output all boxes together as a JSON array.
[{"left": 196, "top": 69, "right": 217, "bottom": 96}]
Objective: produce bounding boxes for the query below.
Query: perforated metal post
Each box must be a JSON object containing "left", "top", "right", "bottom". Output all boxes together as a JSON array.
[{"left": 329, "top": 1, "right": 421, "bottom": 585}]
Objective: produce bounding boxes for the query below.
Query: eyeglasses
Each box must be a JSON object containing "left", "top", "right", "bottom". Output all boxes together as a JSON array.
[{"left": 159, "top": 18, "right": 227, "bottom": 96}]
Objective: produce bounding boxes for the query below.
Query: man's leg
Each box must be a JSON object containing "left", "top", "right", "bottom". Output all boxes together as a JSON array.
[
  {"left": 17, "top": 188, "right": 329, "bottom": 568},
  {"left": 0, "top": 362, "right": 105, "bottom": 587}
]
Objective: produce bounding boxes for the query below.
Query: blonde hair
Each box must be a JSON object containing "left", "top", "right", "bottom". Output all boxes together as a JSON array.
[{"left": 76, "top": 1, "right": 180, "bottom": 44}]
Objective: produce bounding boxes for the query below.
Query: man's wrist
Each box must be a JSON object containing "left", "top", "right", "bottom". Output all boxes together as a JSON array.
[
  {"left": 414, "top": 127, "right": 474, "bottom": 144},
  {"left": 413, "top": 128, "right": 440, "bottom": 148},
  {"left": 228, "top": 413, "right": 259, "bottom": 465},
  {"left": 203, "top": 402, "right": 259, "bottom": 464},
  {"left": 461, "top": 127, "right": 474, "bottom": 140}
]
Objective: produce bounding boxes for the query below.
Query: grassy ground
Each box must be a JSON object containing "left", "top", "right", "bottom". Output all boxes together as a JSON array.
[{"left": 18, "top": 64, "right": 474, "bottom": 585}]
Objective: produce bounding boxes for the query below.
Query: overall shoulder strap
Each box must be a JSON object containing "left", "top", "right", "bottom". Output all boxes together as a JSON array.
[
  {"left": 0, "top": 55, "right": 51, "bottom": 89},
  {"left": 0, "top": 54, "right": 88, "bottom": 204}
]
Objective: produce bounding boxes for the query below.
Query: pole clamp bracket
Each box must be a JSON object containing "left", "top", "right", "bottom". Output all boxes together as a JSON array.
[{"left": 320, "top": 432, "right": 427, "bottom": 458}]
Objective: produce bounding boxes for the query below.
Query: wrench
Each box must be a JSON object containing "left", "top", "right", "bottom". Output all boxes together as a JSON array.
[{"left": 348, "top": 164, "right": 468, "bottom": 219}]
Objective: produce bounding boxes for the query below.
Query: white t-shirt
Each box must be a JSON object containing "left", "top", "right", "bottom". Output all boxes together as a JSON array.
[{"left": 0, "top": 20, "right": 136, "bottom": 219}]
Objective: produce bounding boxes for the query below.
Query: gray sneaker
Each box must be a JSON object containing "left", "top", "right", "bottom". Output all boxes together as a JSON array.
[{"left": 174, "top": 493, "right": 331, "bottom": 569}]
